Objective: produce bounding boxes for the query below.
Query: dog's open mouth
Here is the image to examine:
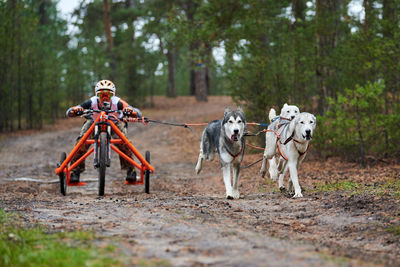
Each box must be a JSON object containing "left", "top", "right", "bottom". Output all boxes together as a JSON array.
[
  {"left": 303, "top": 134, "right": 312, "bottom": 140},
  {"left": 230, "top": 134, "right": 239, "bottom": 142}
]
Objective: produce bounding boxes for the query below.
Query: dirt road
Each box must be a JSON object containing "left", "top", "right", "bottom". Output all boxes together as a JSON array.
[{"left": 1, "top": 96, "right": 399, "bottom": 266}]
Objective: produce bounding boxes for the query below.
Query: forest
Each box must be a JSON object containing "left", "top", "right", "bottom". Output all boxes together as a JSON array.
[{"left": 0, "top": 0, "right": 399, "bottom": 165}]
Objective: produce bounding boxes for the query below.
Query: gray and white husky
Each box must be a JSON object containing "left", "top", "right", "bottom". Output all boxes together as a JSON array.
[{"left": 195, "top": 107, "right": 246, "bottom": 199}]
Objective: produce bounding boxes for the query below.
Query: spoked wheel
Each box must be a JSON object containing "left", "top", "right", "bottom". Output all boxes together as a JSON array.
[
  {"left": 98, "top": 132, "right": 107, "bottom": 196},
  {"left": 58, "top": 152, "right": 67, "bottom": 196},
  {"left": 145, "top": 150, "right": 150, "bottom": 194}
]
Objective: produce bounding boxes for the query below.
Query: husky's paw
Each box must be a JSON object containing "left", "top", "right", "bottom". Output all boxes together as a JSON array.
[
  {"left": 226, "top": 188, "right": 237, "bottom": 199},
  {"left": 259, "top": 168, "right": 266, "bottom": 178},
  {"left": 269, "top": 169, "right": 278, "bottom": 181},
  {"left": 230, "top": 189, "right": 240, "bottom": 199},
  {"left": 195, "top": 166, "right": 201, "bottom": 175},
  {"left": 279, "top": 187, "right": 286, "bottom": 193},
  {"left": 292, "top": 191, "right": 303, "bottom": 198},
  {"left": 195, "top": 161, "right": 202, "bottom": 174}
]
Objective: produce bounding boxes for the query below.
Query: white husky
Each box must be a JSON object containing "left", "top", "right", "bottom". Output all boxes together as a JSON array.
[
  {"left": 195, "top": 107, "right": 246, "bottom": 199},
  {"left": 269, "top": 103, "right": 300, "bottom": 123},
  {"left": 266, "top": 104, "right": 300, "bottom": 183},
  {"left": 260, "top": 112, "right": 316, "bottom": 198}
]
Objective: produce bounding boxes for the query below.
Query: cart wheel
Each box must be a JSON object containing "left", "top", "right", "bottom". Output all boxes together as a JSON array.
[
  {"left": 98, "top": 132, "right": 107, "bottom": 196},
  {"left": 58, "top": 152, "right": 67, "bottom": 196},
  {"left": 145, "top": 150, "right": 150, "bottom": 194}
]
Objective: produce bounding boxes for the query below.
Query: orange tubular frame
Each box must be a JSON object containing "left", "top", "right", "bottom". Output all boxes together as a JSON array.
[{"left": 55, "top": 111, "right": 154, "bottom": 187}]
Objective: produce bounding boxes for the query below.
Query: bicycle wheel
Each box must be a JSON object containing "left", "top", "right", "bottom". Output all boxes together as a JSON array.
[
  {"left": 145, "top": 150, "right": 150, "bottom": 194},
  {"left": 58, "top": 152, "right": 67, "bottom": 196},
  {"left": 98, "top": 132, "right": 107, "bottom": 196}
]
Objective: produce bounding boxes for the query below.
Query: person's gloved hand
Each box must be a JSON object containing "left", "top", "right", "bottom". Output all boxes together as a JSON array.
[
  {"left": 123, "top": 106, "right": 136, "bottom": 117},
  {"left": 71, "top": 106, "right": 83, "bottom": 116}
]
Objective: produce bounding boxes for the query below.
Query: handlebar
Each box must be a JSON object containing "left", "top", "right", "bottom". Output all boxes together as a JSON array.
[
  {"left": 75, "top": 109, "right": 148, "bottom": 124},
  {"left": 76, "top": 109, "right": 120, "bottom": 115},
  {"left": 76, "top": 109, "right": 127, "bottom": 118}
]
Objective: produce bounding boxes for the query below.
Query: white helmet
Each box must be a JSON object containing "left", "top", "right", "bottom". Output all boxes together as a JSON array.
[{"left": 95, "top": 80, "right": 116, "bottom": 96}]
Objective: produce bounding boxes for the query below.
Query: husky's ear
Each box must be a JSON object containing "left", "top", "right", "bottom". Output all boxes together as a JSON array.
[
  {"left": 283, "top": 103, "right": 288, "bottom": 108},
  {"left": 224, "top": 107, "right": 231, "bottom": 115},
  {"left": 312, "top": 114, "right": 317, "bottom": 127},
  {"left": 237, "top": 106, "right": 245, "bottom": 117},
  {"left": 288, "top": 115, "right": 299, "bottom": 136}
]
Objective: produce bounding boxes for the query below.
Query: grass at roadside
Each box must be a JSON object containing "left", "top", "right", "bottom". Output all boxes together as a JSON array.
[
  {"left": 313, "top": 178, "right": 400, "bottom": 198},
  {"left": 0, "top": 209, "right": 120, "bottom": 267}
]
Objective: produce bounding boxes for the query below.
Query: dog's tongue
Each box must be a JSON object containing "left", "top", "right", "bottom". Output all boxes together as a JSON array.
[{"left": 230, "top": 135, "right": 237, "bottom": 143}]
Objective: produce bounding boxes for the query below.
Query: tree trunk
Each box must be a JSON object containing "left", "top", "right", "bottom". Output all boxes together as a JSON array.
[
  {"left": 103, "top": 0, "right": 116, "bottom": 80},
  {"left": 190, "top": 68, "right": 196, "bottom": 96},
  {"left": 382, "top": 0, "right": 396, "bottom": 104},
  {"left": 194, "top": 42, "right": 209, "bottom": 102},
  {"left": 17, "top": 17, "right": 22, "bottom": 130},
  {"left": 291, "top": 0, "right": 306, "bottom": 104},
  {"left": 166, "top": 49, "right": 176, "bottom": 97},
  {"left": 315, "top": 0, "right": 342, "bottom": 114},
  {"left": 356, "top": 105, "right": 365, "bottom": 168},
  {"left": 8, "top": 0, "right": 16, "bottom": 132},
  {"left": 195, "top": 66, "right": 208, "bottom": 102},
  {"left": 27, "top": 58, "right": 33, "bottom": 129},
  {"left": 182, "top": 0, "right": 200, "bottom": 96},
  {"left": 189, "top": 42, "right": 197, "bottom": 96},
  {"left": 382, "top": 0, "right": 396, "bottom": 155},
  {"left": 362, "top": 0, "right": 373, "bottom": 32}
]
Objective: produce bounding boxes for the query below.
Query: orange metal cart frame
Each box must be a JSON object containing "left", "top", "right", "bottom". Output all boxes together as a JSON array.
[{"left": 54, "top": 110, "right": 154, "bottom": 187}]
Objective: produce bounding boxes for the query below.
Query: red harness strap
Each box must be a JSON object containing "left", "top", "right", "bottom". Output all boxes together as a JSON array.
[
  {"left": 263, "top": 129, "right": 311, "bottom": 161},
  {"left": 264, "top": 129, "right": 288, "bottom": 161},
  {"left": 293, "top": 139, "right": 310, "bottom": 157},
  {"left": 277, "top": 117, "right": 291, "bottom": 130},
  {"left": 224, "top": 143, "right": 245, "bottom": 159}
]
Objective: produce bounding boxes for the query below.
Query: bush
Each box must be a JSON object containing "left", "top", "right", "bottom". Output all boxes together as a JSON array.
[{"left": 314, "top": 81, "right": 398, "bottom": 164}]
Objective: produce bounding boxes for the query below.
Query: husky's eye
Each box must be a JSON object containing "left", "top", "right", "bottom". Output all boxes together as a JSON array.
[
  {"left": 295, "top": 110, "right": 298, "bottom": 113},
  {"left": 229, "top": 120, "right": 233, "bottom": 123},
  {"left": 287, "top": 110, "right": 290, "bottom": 113},
  {"left": 310, "top": 120, "right": 314, "bottom": 124},
  {"left": 300, "top": 121, "right": 304, "bottom": 124},
  {"left": 238, "top": 120, "right": 242, "bottom": 123}
]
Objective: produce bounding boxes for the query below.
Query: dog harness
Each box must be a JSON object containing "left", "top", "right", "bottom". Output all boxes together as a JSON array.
[
  {"left": 223, "top": 142, "right": 245, "bottom": 159},
  {"left": 264, "top": 129, "right": 310, "bottom": 161},
  {"left": 283, "top": 133, "right": 311, "bottom": 157}
]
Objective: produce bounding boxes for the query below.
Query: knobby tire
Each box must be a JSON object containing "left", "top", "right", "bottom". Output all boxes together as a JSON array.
[
  {"left": 59, "top": 152, "right": 67, "bottom": 196},
  {"left": 99, "top": 132, "right": 107, "bottom": 196},
  {"left": 145, "top": 151, "right": 150, "bottom": 194}
]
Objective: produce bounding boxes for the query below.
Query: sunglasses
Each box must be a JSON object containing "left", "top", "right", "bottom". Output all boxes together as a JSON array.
[{"left": 97, "top": 90, "right": 112, "bottom": 99}]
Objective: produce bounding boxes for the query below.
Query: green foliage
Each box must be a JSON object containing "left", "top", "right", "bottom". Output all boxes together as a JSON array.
[
  {"left": 315, "top": 81, "right": 397, "bottom": 160},
  {"left": 0, "top": 209, "right": 119, "bottom": 267},
  {"left": 386, "top": 226, "right": 400, "bottom": 236},
  {"left": 314, "top": 179, "right": 400, "bottom": 198},
  {"left": 1, "top": 0, "right": 399, "bottom": 163}
]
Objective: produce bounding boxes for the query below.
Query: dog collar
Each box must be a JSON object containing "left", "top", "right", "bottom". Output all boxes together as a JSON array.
[
  {"left": 265, "top": 129, "right": 310, "bottom": 160},
  {"left": 297, "top": 142, "right": 310, "bottom": 156},
  {"left": 224, "top": 142, "right": 245, "bottom": 159}
]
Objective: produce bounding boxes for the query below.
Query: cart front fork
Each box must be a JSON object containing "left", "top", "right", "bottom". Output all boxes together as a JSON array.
[
  {"left": 94, "top": 124, "right": 99, "bottom": 168},
  {"left": 93, "top": 123, "right": 111, "bottom": 168},
  {"left": 106, "top": 125, "right": 111, "bottom": 167}
]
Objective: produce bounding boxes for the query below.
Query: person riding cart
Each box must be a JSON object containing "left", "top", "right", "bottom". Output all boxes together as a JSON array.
[{"left": 66, "top": 79, "right": 141, "bottom": 183}]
